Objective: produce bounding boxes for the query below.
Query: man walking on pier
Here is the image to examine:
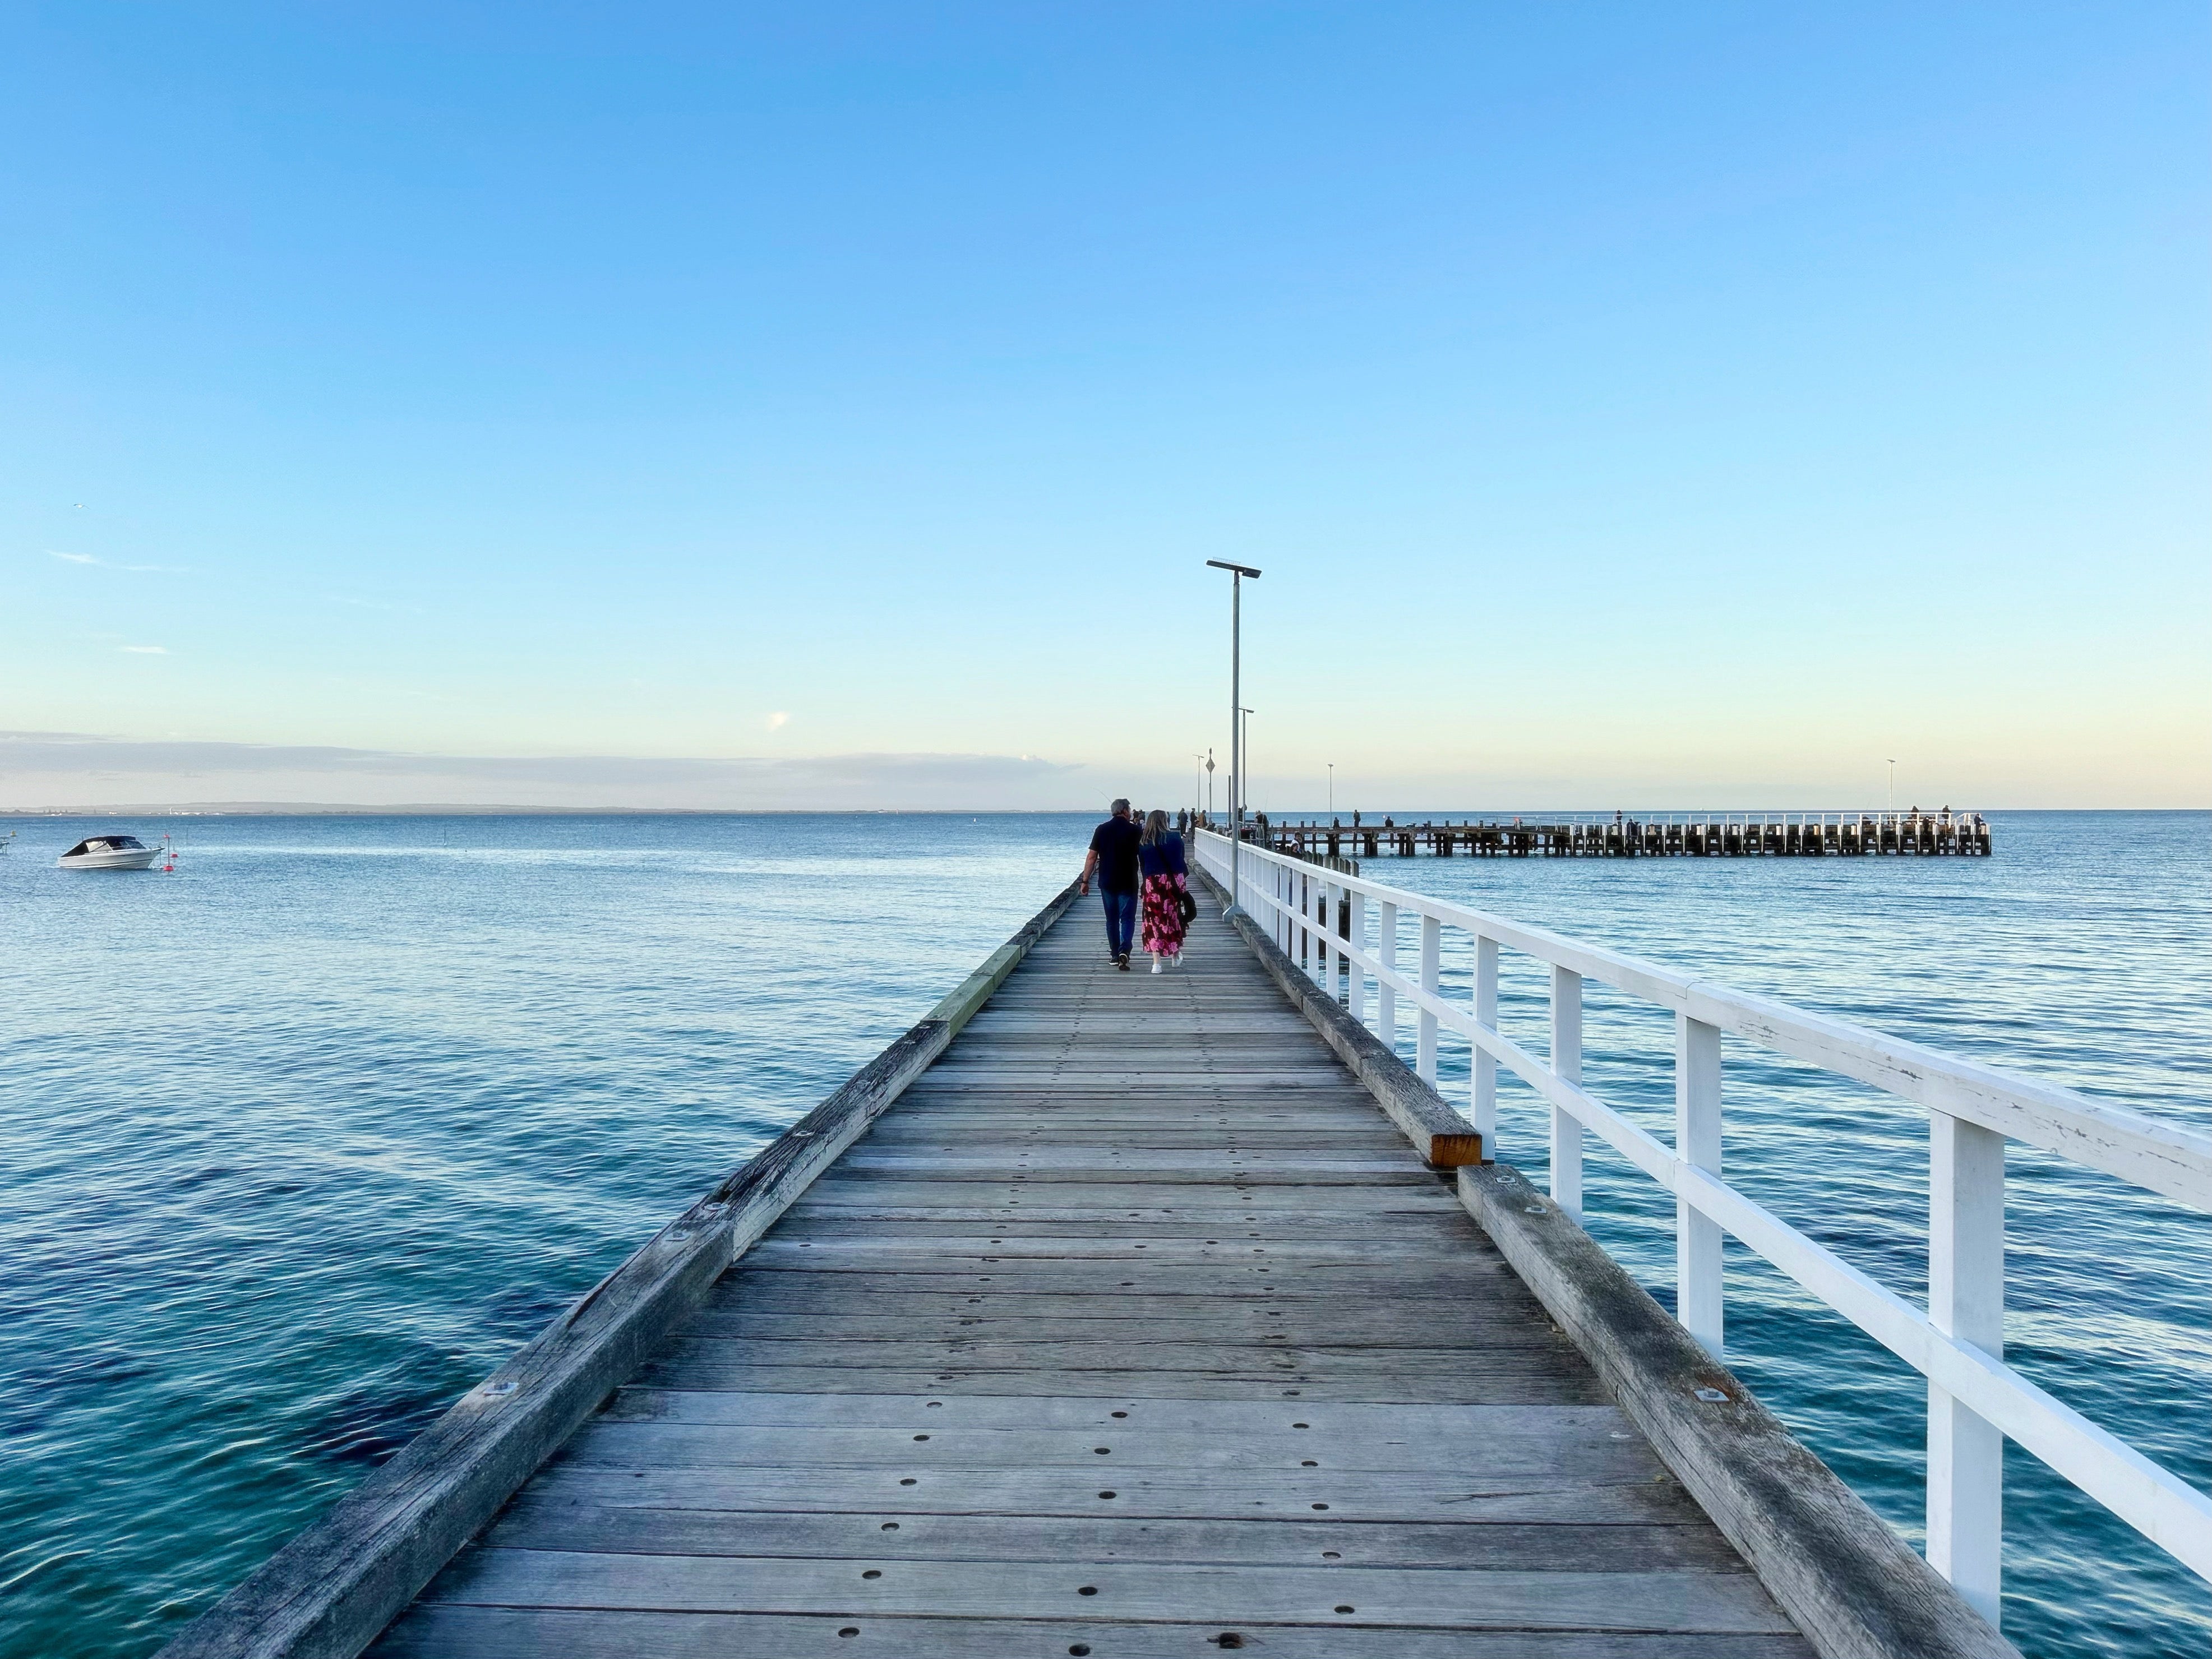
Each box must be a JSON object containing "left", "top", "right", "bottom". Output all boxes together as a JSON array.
[{"left": 1079, "top": 797, "right": 1143, "bottom": 969}]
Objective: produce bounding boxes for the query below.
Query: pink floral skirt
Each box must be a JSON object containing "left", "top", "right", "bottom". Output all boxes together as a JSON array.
[{"left": 1140, "top": 872, "right": 1189, "bottom": 955}]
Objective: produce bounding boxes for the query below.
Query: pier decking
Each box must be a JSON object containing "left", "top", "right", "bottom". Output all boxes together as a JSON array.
[{"left": 368, "top": 899, "right": 1808, "bottom": 1658}]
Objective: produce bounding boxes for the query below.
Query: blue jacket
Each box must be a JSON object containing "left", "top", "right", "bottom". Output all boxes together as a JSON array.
[{"left": 1139, "top": 832, "right": 1188, "bottom": 879}]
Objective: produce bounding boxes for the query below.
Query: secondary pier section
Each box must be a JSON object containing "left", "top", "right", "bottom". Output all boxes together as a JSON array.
[{"left": 1248, "top": 810, "right": 1992, "bottom": 859}]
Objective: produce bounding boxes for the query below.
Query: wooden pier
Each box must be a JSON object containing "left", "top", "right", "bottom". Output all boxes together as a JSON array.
[
  {"left": 1236, "top": 811, "right": 1991, "bottom": 861},
  {"left": 164, "top": 883, "right": 2021, "bottom": 1659},
  {"left": 367, "top": 899, "right": 1819, "bottom": 1658}
]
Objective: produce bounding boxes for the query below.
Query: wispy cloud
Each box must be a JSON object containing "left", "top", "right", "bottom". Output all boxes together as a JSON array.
[
  {"left": 0, "top": 731, "right": 1091, "bottom": 811},
  {"left": 764, "top": 711, "right": 790, "bottom": 731},
  {"left": 45, "top": 549, "right": 187, "bottom": 573},
  {"left": 119, "top": 645, "right": 169, "bottom": 655}
]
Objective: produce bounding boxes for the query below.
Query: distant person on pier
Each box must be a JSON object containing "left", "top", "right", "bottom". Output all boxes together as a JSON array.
[
  {"left": 1138, "top": 809, "right": 1192, "bottom": 973},
  {"left": 1079, "top": 798, "right": 1143, "bottom": 970}
]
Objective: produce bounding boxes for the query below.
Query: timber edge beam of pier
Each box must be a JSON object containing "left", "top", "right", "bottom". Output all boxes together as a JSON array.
[
  {"left": 1190, "top": 862, "right": 2020, "bottom": 1659},
  {"left": 1233, "top": 809, "right": 1993, "bottom": 860},
  {"left": 1461, "top": 1164, "right": 2019, "bottom": 1659},
  {"left": 155, "top": 880, "right": 1084, "bottom": 1659}
]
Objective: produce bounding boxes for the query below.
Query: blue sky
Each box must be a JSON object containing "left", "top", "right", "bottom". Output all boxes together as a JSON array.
[{"left": 3, "top": 4, "right": 2205, "bottom": 809}]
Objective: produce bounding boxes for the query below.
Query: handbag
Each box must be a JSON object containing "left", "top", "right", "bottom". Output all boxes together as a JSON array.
[{"left": 1176, "top": 886, "right": 1198, "bottom": 925}]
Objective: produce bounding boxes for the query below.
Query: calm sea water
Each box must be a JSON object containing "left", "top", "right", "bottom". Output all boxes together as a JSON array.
[{"left": 0, "top": 810, "right": 2202, "bottom": 1658}]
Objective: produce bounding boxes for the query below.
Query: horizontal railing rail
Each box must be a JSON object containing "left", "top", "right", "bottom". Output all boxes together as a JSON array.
[{"left": 1193, "top": 829, "right": 2211, "bottom": 1630}]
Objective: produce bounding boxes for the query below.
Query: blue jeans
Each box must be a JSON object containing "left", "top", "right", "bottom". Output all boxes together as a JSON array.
[{"left": 1099, "top": 886, "right": 1138, "bottom": 958}]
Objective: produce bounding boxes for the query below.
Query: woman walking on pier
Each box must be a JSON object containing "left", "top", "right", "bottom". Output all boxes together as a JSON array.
[{"left": 1138, "top": 808, "right": 1191, "bottom": 972}]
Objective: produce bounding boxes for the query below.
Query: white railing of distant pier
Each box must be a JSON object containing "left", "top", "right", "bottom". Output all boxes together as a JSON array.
[{"left": 1193, "top": 829, "right": 2211, "bottom": 1629}]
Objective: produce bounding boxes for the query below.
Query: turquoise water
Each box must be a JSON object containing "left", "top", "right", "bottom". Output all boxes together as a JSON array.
[{"left": 0, "top": 810, "right": 2202, "bottom": 1657}]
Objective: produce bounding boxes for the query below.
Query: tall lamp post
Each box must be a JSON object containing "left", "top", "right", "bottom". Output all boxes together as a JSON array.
[
  {"left": 1206, "top": 561, "right": 1262, "bottom": 834},
  {"left": 1327, "top": 762, "right": 1334, "bottom": 817}
]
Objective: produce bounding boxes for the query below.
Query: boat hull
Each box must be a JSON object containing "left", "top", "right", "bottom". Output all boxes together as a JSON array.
[{"left": 58, "top": 847, "right": 159, "bottom": 870}]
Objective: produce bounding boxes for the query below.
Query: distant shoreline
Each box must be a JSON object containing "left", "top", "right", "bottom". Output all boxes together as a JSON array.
[
  {"left": 1, "top": 803, "right": 2196, "bottom": 819},
  {"left": 0, "top": 803, "right": 1098, "bottom": 817}
]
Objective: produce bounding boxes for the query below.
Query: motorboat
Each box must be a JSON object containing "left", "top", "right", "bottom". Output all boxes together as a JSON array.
[{"left": 58, "top": 834, "right": 160, "bottom": 871}]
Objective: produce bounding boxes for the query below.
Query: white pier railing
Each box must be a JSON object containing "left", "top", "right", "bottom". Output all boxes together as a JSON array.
[{"left": 1193, "top": 829, "right": 2211, "bottom": 1630}]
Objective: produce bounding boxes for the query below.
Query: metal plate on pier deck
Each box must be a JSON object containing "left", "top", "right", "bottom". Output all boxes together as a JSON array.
[{"left": 372, "top": 900, "right": 1812, "bottom": 1658}]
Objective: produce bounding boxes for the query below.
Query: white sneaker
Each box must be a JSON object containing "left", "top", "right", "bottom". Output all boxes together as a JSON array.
[{"left": 1150, "top": 956, "right": 1162, "bottom": 973}]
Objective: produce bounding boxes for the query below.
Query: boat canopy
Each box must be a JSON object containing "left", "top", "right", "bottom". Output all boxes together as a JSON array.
[{"left": 63, "top": 835, "right": 147, "bottom": 855}]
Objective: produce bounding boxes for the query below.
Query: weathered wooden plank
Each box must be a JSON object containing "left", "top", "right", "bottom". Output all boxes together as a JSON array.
[
  {"left": 881, "top": 1101, "right": 1398, "bottom": 1121},
  {"left": 622, "top": 1363, "right": 1612, "bottom": 1404},
  {"left": 670, "top": 1303, "right": 1554, "bottom": 1344},
  {"left": 475, "top": 1502, "right": 1747, "bottom": 1572},
  {"left": 552, "top": 1416, "right": 1665, "bottom": 1478},
  {"left": 641, "top": 1358, "right": 1601, "bottom": 1407},
  {"left": 889, "top": 1079, "right": 1371, "bottom": 1092},
  {"left": 738, "top": 1236, "right": 1477, "bottom": 1263},
  {"left": 768, "top": 1214, "right": 1484, "bottom": 1240},
  {"left": 681, "top": 1283, "right": 1529, "bottom": 1318},
  {"left": 857, "top": 1131, "right": 1414, "bottom": 1152},
  {"left": 726, "top": 1273, "right": 1527, "bottom": 1304},
  {"left": 788, "top": 1177, "right": 1461, "bottom": 1212},
  {"left": 413, "top": 1549, "right": 1800, "bottom": 1632},
  {"left": 645, "top": 1332, "right": 1582, "bottom": 1374},
  {"left": 375, "top": 1604, "right": 1817, "bottom": 1659},
  {"left": 788, "top": 1182, "right": 1454, "bottom": 1205},
  {"left": 829, "top": 1157, "right": 1435, "bottom": 1184},
  {"left": 594, "top": 1388, "right": 1628, "bottom": 1437}
]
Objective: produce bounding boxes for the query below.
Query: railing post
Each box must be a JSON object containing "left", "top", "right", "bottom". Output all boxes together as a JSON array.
[
  {"left": 1416, "top": 913, "right": 1441, "bottom": 1085},
  {"left": 1347, "top": 889, "right": 1365, "bottom": 1020},
  {"left": 1378, "top": 900, "right": 1398, "bottom": 1052},
  {"left": 1928, "top": 1110, "right": 2005, "bottom": 1627},
  {"left": 1674, "top": 1014, "right": 1723, "bottom": 1356},
  {"left": 1324, "top": 880, "right": 1340, "bottom": 995},
  {"left": 1472, "top": 935, "right": 1498, "bottom": 1145},
  {"left": 1550, "top": 965, "right": 1583, "bottom": 1216}
]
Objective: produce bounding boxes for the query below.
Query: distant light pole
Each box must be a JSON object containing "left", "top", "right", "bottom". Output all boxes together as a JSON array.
[
  {"left": 1327, "top": 762, "right": 1334, "bottom": 817},
  {"left": 1206, "top": 560, "right": 1262, "bottom": 838},
  {"left": 1204, "top": 749, "right": 1216, "bottom": 819},
  {"left": 1192, "top": 753, "right": 1207, "bottom": 820},
  {"left": 1887, "top": 759, "right": 1896, "bottom": 813}
]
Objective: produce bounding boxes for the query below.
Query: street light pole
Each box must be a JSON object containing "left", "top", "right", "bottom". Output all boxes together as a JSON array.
[
  {"left": 1328, "top": 762, "right": 1334, "bottom": 817},
  {"left": 1206, "top": 561, "right": 1262, "bottom": 837}
]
